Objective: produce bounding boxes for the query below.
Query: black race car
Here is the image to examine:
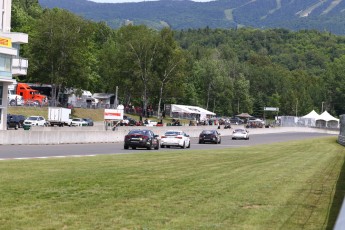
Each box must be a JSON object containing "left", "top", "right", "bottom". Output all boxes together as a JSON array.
[
  {"left": 124, "top": 129, "right": 160, "bottom": 150},
  {"left": 199, "top": 130, "right": 221, "bottom": 144}
]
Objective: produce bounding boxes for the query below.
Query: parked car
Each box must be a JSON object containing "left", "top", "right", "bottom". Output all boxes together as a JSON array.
[
  {"left": 128, "top": 117, "right": 141, "bottom": 126},
  {"left": 160, "top": 130, "right": 191, "bottom": 149},
  {"left": 232, "top": 129, "right": 250, "bottom": 140},
  {"left": 199, "top": 130, "right": 221, "bottom": 144},
  {"left": 7, "top": 114, "right": 26, "bottom": 130},
  {"left": 122, "top": 116, "right": 140, "bottom": 126},
  {"left": 124, "top": 129, "right": 160, "bottom": 150},
  {"left": 230, "top": 117, "right": 244, "bottom": 124},
  {"left": 246, "top": 118, "right": 265, "bottom": 128},
  {"left": 23, "top": 116, "right": 47, "bottom": 127},
  {"left": 70, "top": 118, "right": 88, "bottom": 126},
  {"left": 144, "top": 119, "right": 158, "bottom": 126},
  {"left": 83, "top": 118, "right": 94, "bottom": 126}
]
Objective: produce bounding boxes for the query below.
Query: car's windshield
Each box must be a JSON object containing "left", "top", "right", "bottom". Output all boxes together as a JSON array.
[
  {"left": 165, "top": 131, "right": 181, "bottom": 136},
  {"left": 128, "top": 130, "right": 149, "bottom": 135},
  {"left": 28, "top": 117, "right": 38, "bottom": 121},
  {"left": 202, "top": 130, "right": 214, "bottom": 134},
  {"left": 235, "top": 129, "right": 245, "bottom": 133}
]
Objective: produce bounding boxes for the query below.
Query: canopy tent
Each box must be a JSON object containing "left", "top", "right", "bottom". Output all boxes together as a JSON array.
[
  {"left": 236, "top": 113, "right": 253, "bottom": 118},
  {"left": 316, "top": 111, "right": 339, "bottom": 128},
  {"left": 302, "top": 110, "right": 319, "bottom": 119},
  {"left": 299, "top": 110, "right": 320, "bottom": 127},
  {"left": 169, "top": 104, "right": 216, "bottom": 121},
  {"left": 171, "top": 104, "right": 194, "bottom": 114}
]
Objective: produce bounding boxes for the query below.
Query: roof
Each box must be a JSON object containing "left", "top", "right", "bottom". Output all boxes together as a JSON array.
[
  {"left": 171, "top": 104, "right": 215, "bottom": 115},
  {"left": 93, "top": 93, "right": 114, "bottom": 99},
  {"left": 316, "top": 111, "right": 339, "bottom": 122},
  {"left": 302, "top": 110, "right": 319, "bottom": 119},
  {"left": 236, "top": 113, "right": 252, "bottom": 118}
]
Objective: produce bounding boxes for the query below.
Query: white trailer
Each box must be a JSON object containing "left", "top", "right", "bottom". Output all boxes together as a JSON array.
[
  {"left": 48, "top": 107, "right": 71, "bottom": 127},
  {"left": 104, "top": 106, "right": 124, "bottom": 130},
  {"left": 8, "top": 83, "right": 24, "bottom": 106}
]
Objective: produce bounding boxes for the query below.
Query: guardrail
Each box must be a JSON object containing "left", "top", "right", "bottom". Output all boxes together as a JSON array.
[{"left": 0, "top": 126, "right": 339, "bottom": 145}]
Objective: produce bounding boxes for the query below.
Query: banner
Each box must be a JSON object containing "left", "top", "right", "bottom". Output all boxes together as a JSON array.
[
  {"left": 104, "top": 109, "right": 123, "bottom": 120},
  {"left": 264, "top": 107, "right": 279, "bottom": 112}
]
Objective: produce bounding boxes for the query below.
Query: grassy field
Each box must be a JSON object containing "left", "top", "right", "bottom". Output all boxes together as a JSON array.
[
  {"left": 7, "top": 106, "right": 188, "bottom": 124},
  {"left": 8, "top": 106, "right": 105, "bottom": 121},
  {"left": 1, "top": 137, "right": 345, "bottom": 229}
]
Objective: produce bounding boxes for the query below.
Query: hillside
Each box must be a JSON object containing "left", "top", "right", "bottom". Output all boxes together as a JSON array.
[{"left": 38, "top": 0, "right": 345, "bottom": 34}]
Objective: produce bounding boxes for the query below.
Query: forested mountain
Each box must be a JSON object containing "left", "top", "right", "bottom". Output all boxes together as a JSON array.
[
  {"left": 12, "top": 0, "right": 345, "bottom": 118},
  {"left": 38, "top": 0, "right": 345, "bottom": 34}
]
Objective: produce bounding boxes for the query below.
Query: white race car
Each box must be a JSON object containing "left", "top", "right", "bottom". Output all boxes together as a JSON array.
[
  {"left": 160, "top": 130, "right": 191, "bottom": 149},
  {"left": 232, "top": 129, "right": 250, "bottom": 140}
]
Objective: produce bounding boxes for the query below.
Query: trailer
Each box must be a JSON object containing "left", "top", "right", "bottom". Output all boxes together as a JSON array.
[
  {"left": 8, "top": 84, "right": 24, "bottom": 106},
  {"left": 48, "top": 107, "right": 71, "bottom": 127}
]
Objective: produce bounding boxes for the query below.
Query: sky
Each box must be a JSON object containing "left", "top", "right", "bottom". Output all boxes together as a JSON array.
[{"left": 89, "top": 0, "right": 215, "bottom": 3}]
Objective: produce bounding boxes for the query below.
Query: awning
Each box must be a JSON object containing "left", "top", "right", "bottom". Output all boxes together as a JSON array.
[
  {"left": 236, "top": 113, "right": 253, "bottom": 118},
  {"left": 171, "top": 104, "right": 215, "bottom": 116}
]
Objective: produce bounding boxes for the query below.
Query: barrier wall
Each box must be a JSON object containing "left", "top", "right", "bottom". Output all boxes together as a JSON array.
[
  {"left": 334, "top": 115, "right": 345, "bottom": 230},
  {"left": 0, "top": 125, "right": 339, "bottom": 145},
  {"left": 338, "top": 115, "right": 345, "bottom": 146}
]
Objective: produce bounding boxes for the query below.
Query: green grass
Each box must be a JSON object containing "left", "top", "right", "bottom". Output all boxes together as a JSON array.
[
  {"left": 8, "top": 107, "right": 105, "bottom": 121},
  {"left": 7, "top": 106, "right": 189, "bottom": 124},
  {"left": 1, "top": 137, "right": 345, "bottom": 229}
]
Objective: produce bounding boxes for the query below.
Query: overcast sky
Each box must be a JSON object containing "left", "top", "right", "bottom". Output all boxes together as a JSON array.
[{"left": 89, "top": 0, "right": 215, "bottom": 3}]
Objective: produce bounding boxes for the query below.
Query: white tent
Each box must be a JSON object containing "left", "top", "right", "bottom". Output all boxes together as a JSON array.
[
  {"left": 299, "top": 110, "right": 319, "bottom": 127},
  {"left": 170, "top": 104, "right": 216, "bottom": 120},
  {"left": 302, "top": 110, "right": 319, "bottom": 119},
  {"left": 316, "top": 111, "right": 339, "bottom": 128}
]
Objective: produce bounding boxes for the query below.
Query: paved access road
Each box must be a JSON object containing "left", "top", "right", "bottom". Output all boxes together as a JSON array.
[{"left": 0, "top": 132, "right": 336, "bottom": 160}]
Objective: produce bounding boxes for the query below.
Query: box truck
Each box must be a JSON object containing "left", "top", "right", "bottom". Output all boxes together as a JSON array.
[{"left": 48, "top": 107, "right": 71, "bottom": 127}]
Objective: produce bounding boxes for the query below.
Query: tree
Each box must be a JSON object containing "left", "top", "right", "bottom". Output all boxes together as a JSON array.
[
  {"left": 12, "top": 0, "right": 42, "bottom": 33},
  {"left": 233, "top": 73, "right": 253, "bottom": 114},
  {"left": 323, "top": 55, "right": 345, "bottom": 115},
  {"left": 28, "top": 8, "right": 95, "bottom": 105},
  {"left": 153, "top": 28, "right": 187, "bottom": 117},
  {"left": 11, "top": 0, "right": 43, "bottom": 59},
  {"left": 114, "top": 25, "right": 159, "bottom": 116}
]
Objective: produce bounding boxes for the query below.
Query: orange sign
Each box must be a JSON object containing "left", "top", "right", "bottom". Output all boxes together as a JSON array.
[{"left": 0, "top": 37, "right": 12, "bottom": 48}]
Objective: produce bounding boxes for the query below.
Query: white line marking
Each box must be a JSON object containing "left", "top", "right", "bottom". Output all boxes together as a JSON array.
[{"left": 0, "top": 155, "right": 96, "bottom": 161}]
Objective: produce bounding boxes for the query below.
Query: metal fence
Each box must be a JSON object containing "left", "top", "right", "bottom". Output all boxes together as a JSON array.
[{"left": 278, "top": 116, "right": 339, "bottom": 129}]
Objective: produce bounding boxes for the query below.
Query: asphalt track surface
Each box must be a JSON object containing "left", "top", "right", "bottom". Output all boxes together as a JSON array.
[{"left": 0, "top": 132, "right": 336, "bottom": 160}]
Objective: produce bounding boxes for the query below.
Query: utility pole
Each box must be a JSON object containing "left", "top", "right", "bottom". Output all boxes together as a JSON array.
[
  {"left": 321, "top": 101, "right": 324, "bottom": 113},
  {"left": 115, "top": 86, "right": 118, "bottom": 109},
  {"left": 237, "top": 100, "right": 239, "bottom": 114}
]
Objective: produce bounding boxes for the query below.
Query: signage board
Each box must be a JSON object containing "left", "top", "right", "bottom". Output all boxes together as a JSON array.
[
  {"left": 264, "top": 107, "right": 279, "bottom": 112},
  {"left": 0, "top": 37, "right": 12, "bottom": 48},
  {"left": 104, "top": 109, "right": 123, "bottom": 120}
]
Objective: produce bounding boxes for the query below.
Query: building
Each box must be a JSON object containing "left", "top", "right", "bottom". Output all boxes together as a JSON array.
[{"left": 0, "top": 0, "right": 28, "bottom": 130}]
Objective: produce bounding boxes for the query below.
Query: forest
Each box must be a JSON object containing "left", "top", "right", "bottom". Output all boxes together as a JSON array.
[
  {"left": 39, "top": 0, "right": 345, "bottom": 35},
  {"left": 11, "top": 0, "right": 345, "bottom": 118}
]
